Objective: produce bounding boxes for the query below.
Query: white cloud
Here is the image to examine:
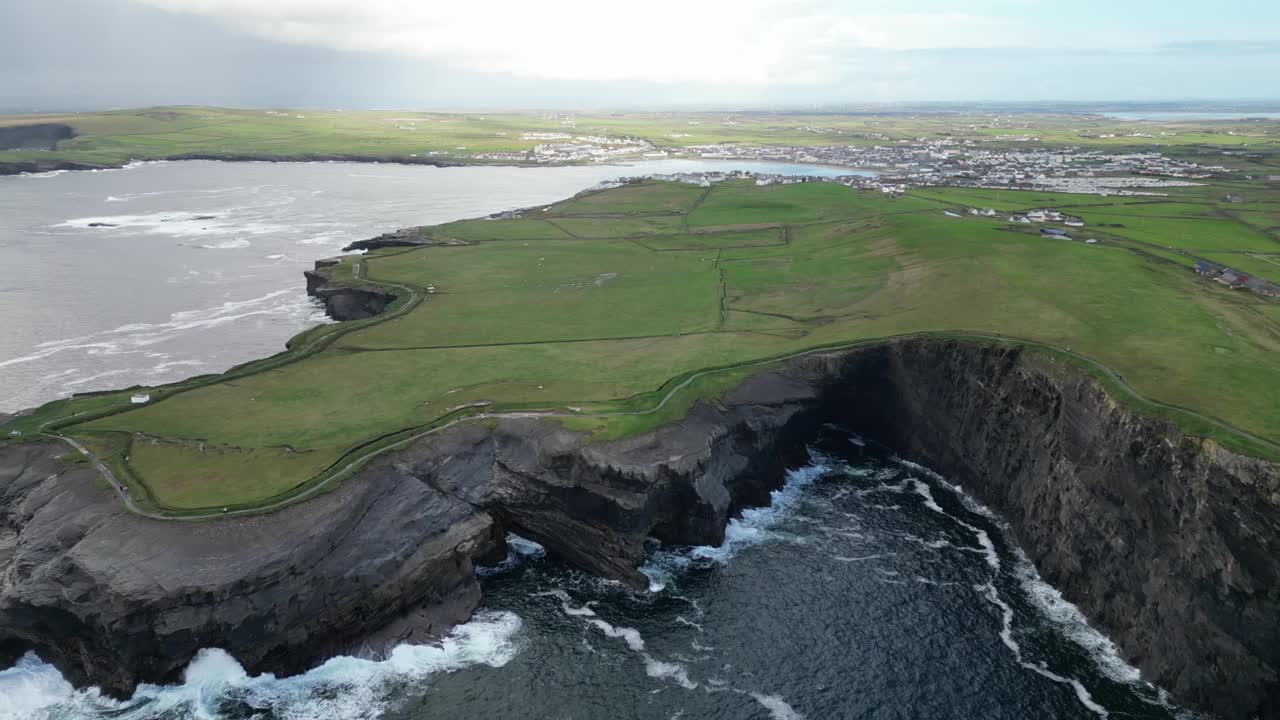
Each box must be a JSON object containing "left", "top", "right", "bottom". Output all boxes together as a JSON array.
[{"left": 133, "top": 0, "right": 1044, "bottom": 86}]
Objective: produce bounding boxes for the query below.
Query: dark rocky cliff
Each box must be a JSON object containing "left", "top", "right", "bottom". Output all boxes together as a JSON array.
[
  {"left": 0, "top": 123, "right": 74, "bottom": 151},
  {"left": 304, "top": 258, "right": 397, "bottom": 321},
  {"left": 0, "top": 339, "right": 1275, "bottom": 718},
  {"left": 819, "top": 341, "right": 1280, "bottom": 720}
]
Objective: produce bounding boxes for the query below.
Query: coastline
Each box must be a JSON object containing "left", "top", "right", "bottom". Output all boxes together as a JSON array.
[
  {"left": 0, "top": 153, "right": 884, "bottom": 179},
  {"left": 1, "top": 173, "right": 1277, "bottom": 719},
  {"left": 3, "top": 336, "right": 1277, "bottom": 718}
]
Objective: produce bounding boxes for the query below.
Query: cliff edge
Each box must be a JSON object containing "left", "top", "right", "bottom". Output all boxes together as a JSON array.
[{"left": 0, "top": 339, "right": 1276, "bottom": 718}]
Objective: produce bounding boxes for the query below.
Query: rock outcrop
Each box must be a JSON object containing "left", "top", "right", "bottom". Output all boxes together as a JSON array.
[
  {"left": 0, "top": 366, "right": 821, "bottom": 697},
  {"left": 0, "top": 123, "right": 75, "bottom": 151},
  {"left": 0, "top": 439, "right": 505, "bottom": 697},
  {"left": 304, "top": 259, "right": 397, "bottom": 321},
  {"left": 0, "top": 339, "right": 1276, "bottom": 718},
  {"left": 342, "top": 227, "right": 437, "bottom": 252}
]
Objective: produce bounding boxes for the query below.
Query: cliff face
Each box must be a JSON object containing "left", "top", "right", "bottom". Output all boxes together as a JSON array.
[
  {"left": 0, "top": 439, "right": 505, "bottom": 696},
  {"left": 304, "top": 259, "right": 397, "bottom": 321},
  {"left": 0, "top": 339, "right": 1276, "bottom": 718},
  {"left": 0, "top": 368, "right": 822, "bottom": 698},
  {"left": 0, "top": 123, "right": 74, "bottom": 151},
  {"left": 818, "top": 341, "right": 1280, "bottom": 720}
]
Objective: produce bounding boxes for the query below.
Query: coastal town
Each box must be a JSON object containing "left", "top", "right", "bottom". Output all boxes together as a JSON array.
[{"left": 468, "top": 132, "right": 1227, "bottom": 197}]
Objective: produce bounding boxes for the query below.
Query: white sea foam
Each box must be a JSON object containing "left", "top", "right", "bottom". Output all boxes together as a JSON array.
[
  {"left": 688, "top": 463, "right": 829, "bottom": 564},
  {"left": 938, "top": 479, "right": 1149, "bottom": 687},
  {"left": 0, "top": 612, "right": 522, "bottom": 720},
  {"left": 0, "top": 654, "right": 84, "bottom": 720},
  {"left": 55, "top": 210, "right": 288, "bottom": 239},
  {"left": 0, "top": 290, "right": 319, "bottom": 373},
  {"left": 978, "top": 583, "right": 1109, "bottom": 718},
  {"left": 1011, "top": 549, "right": 1143, "bottom": 685},
  {"left": 645, "top": 658, "right": 698, "bottom": 689},
  {"left": 862, "top": 477, "right": 1001, "bottom": 570},
  {"left": 748, "top": 692, "right": 805, "bottom": 720},
  {"left": 833, "top": 553, "right": 892, "bottom": 562},
  {"left": 589, "top": 618, "right": 646, "bottom": 652},
  {"left": 198, "top": 239, "right": 251, "bottom": 250},
  {"left": 104, "top": 186, "right": 262, "bottom": 203},
  {"left": 479, "top": 533, "right": 546, "bottom": 576},
  {"left": 640, "top": 461, "right": 830, "bottom": 590},
  {"left": 674, "top": 615, "right": 703, "bottom": 632},
  {"left": 297, "top": 232, "right": 346, "bottom": 246}
]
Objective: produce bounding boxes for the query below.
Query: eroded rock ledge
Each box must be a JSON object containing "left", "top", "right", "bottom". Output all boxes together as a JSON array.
[
  {"left": 0, "top": 340, "right": 1276, "bottom": 719},
  {"left": 304, "top": 258, "right": 397, "bottom": 321}
]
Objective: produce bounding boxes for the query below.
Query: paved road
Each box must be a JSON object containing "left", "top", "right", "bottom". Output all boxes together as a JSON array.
[{"left": 46, "top": 329, "right": 1279, "bottom": 522}]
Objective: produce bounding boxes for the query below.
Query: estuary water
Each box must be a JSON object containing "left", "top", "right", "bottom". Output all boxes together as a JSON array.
[
  {"left": 0, "top": 158, "right": 860, "bottom": 413},
  {"left": 2, "top": 430, "right": 1193, "bottom": 720}
]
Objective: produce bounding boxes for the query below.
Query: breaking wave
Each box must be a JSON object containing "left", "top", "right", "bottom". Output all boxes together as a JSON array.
[
  {"left": 55, "top": 210, "right": 288, "bottom": 239},
  {"left": 640, "top": 459, "right": 829, "bottom": 590},
  {"left": 0, "top": 612, "right": 523, "bottom": 720}
]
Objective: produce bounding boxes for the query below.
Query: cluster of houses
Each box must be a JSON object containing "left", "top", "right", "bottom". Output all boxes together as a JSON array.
[
  {"left": 668, "top": 141, "right": 1222, "bottom": 196},
  {"left": 450, "top": 122, "right": 1224, "bottom": 199},
  {"left": 1007, "top": 208, "right": 1085, "bottom": 226},
  {"left": 471, "top": 135, "right": 656, "bottom": 163},
  {"left": 1194, "top": 261, "right": 1280, "bottom": 297},
  {"left": 647, "top": 170, "right": 841, "bottom": 187}
]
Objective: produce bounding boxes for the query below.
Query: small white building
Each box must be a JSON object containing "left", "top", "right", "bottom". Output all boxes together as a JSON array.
[{"left": 131, "top": 393, "right": 151, "bottom": 405}]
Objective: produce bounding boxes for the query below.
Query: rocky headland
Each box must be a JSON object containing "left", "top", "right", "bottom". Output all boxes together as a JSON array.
[
  {"left": 303, "top": 258, "right": 398, "bottom": 320},
  {"left": 0, "top": 307, "right": 1276, "bottom": 717}
]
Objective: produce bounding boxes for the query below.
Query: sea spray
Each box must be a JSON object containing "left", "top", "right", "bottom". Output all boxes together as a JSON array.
[{"left": 0, "top": 612, "right": 523, "bottom": 720}]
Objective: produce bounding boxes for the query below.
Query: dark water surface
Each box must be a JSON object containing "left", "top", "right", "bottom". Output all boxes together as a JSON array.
[
  {"left": 0, "top": 159, "right": 858, "bottom": 413},
  {"left": 2, "top": 430, "right": 1193, "bottom": 720}
]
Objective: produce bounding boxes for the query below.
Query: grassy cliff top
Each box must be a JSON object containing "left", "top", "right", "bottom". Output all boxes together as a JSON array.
[{"left": 6, "top": 177, "right": 1279, "bottom": 514}]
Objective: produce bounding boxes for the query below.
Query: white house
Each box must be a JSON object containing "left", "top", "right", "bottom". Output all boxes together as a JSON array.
[{"left": 131, "top": 393, "right": 151, "bottom": 405}]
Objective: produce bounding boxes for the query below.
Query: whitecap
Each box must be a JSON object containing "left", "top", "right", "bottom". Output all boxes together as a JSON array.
[
  {"left": 0, "top": 611, "right": 522, "bottom": 720},
  {"left": 688, "top": 462, "right": 829, "bottom": 564},
  {"left": 197, "top": 239, "right": 251, "bottom": 250},
  {"left": 55, "top": 210, "right": 288, "bottom": 239},
  {"left": 588, "top": 618, "right": 645, "bottom": 652},
  {"left": 645, "top": 658, "right": 697, "bottom": 690},
  {"left": 1011, "top": 549, "right": 1143, "bottom": 685},
  {"left": 748, "top": 692, "right": 805, "bottom": 720}
]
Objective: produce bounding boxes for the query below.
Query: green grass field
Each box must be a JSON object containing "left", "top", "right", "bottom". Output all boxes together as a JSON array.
[
  {"left": 6, "top": 179, "right": 1279, "bottom": 513},
  {"left": 4, "top": 105, "right": 1279, "bottom": 171}
]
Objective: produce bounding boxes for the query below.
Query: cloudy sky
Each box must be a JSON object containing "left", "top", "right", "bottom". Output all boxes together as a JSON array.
[{"left": 3, "top": 0, "right": 1278, "bottom": 111}]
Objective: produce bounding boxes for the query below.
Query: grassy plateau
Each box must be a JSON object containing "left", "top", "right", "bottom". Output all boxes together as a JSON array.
[{"left": 4, "top": 173, "right": 1279, "bottom": 513}]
